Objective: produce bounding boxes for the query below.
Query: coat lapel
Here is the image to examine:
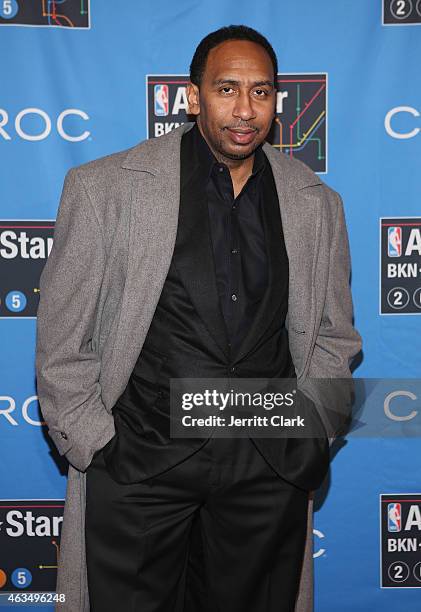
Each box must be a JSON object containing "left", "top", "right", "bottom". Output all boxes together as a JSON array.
[
  {"left": 262, "top": 141, "right": 323, "bottom": 374},
  {"left": 107, "top": 122, "right": 324, "bottom": 396},
  {"left": 105, "top": 129, "right": 183, "bottom": 397}
]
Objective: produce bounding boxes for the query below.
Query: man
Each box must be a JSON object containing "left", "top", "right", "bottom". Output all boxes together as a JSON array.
[{"left": 36, "top": 25, "right": 361, "bottom": 612}]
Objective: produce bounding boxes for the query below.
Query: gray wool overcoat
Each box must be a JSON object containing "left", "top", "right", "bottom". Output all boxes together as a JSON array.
[{"left": 35, "top": 121, "right": 362, "bottom": 611}]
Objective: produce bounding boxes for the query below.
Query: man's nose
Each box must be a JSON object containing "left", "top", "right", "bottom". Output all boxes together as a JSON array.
[{"left": 232, "top": 92, "right": 256, "bottom": 121}]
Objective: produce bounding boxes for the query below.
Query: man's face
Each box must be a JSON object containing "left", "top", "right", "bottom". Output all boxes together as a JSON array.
[{"left": 187, "top": 39, "right": 276, "bottom": 162}]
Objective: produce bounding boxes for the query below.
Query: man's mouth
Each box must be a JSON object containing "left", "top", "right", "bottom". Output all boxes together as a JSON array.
[{"left": 226, "top": 127, "right": 257, "bottom": 145}]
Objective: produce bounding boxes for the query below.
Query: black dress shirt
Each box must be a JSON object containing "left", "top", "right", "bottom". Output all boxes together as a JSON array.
[{"left": 188, "top": 122, "right": 269, "bottom": 349}]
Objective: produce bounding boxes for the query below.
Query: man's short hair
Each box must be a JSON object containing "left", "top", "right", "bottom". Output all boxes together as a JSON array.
[{"left": 190, "top": 25, "right": 279, "bottom": 88}]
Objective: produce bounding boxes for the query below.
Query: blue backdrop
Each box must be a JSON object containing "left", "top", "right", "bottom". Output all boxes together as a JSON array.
[{"left": 1, "top": 1, "right": 421, "bottom": 610}]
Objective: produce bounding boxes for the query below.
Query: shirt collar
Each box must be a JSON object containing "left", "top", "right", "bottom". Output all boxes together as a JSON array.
[{"left": 190, "top": 121, "right": 266, "bottom": 185}]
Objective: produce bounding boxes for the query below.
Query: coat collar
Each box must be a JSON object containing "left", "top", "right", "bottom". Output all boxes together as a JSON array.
[{"left": 121, "top": 122, "right": 323, "bottom": 192}]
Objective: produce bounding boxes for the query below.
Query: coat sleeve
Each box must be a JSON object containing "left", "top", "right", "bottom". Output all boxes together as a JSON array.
[
  {"left": 298, "top": 190, "right": 362, "bottom": 445},
  {"left": 35, "top": 168, "right": 115, "bottom": 472}
]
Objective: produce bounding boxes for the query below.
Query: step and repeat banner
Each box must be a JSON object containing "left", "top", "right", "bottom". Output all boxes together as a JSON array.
[{"left": 1, "top": 1, "right": 421, "bottom": 610}]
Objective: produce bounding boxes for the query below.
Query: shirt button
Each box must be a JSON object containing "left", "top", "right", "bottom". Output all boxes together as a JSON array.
[
  {"left": 231, "top": 294, "right": 237, "bottom": 301},
  {"left": 230, "top": 366, "right": 236, "bottom": 373},
  {"left": 219, "top": 166, "right": 224, "bottom": 173},
  {"left": 60, "top": 431, "right": 68, "bottom": 440},
  {"left": 232, "top": 204, "right": 236, "bottom": 211}
]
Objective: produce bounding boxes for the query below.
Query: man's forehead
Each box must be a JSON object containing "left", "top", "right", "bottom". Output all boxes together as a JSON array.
[
  {"left": 204, "top": 40, "right": 273, "bottom": 79},
  {"left": 210, "top": 38, "right": 267, "bottom": 54},
  {"left": 209, "top": 40, "right": 271, "bottom": 62}
]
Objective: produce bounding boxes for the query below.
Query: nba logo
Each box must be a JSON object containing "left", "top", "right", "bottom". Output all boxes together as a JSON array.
[
  {"left": 388, "top": 227, "right": 401, "bottom": 257},
  {"left": 388, "top": 502, "right": 401, "bottom": 532},
  {"left": 154, "top": 84, "right": 169, "bottom": 116}
]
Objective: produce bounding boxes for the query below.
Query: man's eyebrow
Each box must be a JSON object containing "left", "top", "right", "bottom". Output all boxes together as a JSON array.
[{"left": 212, "top": 78, "right": 274, "bottom": 88}]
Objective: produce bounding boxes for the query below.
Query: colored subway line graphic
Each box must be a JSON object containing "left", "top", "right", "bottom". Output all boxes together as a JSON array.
[{"left": 272, "top": 77, "right": 327, "bottom": 167}]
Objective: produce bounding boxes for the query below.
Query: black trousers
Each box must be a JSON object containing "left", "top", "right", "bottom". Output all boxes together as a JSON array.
[{"left": 85, "top": 436, "right": 309, "bottom": 612}]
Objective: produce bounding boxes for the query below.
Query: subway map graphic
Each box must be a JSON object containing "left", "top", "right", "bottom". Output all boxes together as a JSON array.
[
  {"left": 0, "top": 0, "right": 90, "bottom": 28},
  {"left": 147, "top": 72, "right": 327, "bottom": 173},
  {"left": 270, "top": 73, "right": 327, "bottom": 173}
]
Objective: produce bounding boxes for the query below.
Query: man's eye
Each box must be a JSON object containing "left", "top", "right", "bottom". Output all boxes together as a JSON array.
[
  {"left": 220, "top": 87, "right": 234, "bottom": 94},
  {"left": 254, "top": 89, "right": 268, "bottom": 96}
]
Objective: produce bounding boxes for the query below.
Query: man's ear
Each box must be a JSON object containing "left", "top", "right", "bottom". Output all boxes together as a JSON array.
[{"left": 186, "top": 82, "right": 200, "bottom": 116}]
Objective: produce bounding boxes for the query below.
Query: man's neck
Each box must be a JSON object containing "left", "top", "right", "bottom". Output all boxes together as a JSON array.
[{"left": 196, "top": 121, "right": 255, "bottom": 195}]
